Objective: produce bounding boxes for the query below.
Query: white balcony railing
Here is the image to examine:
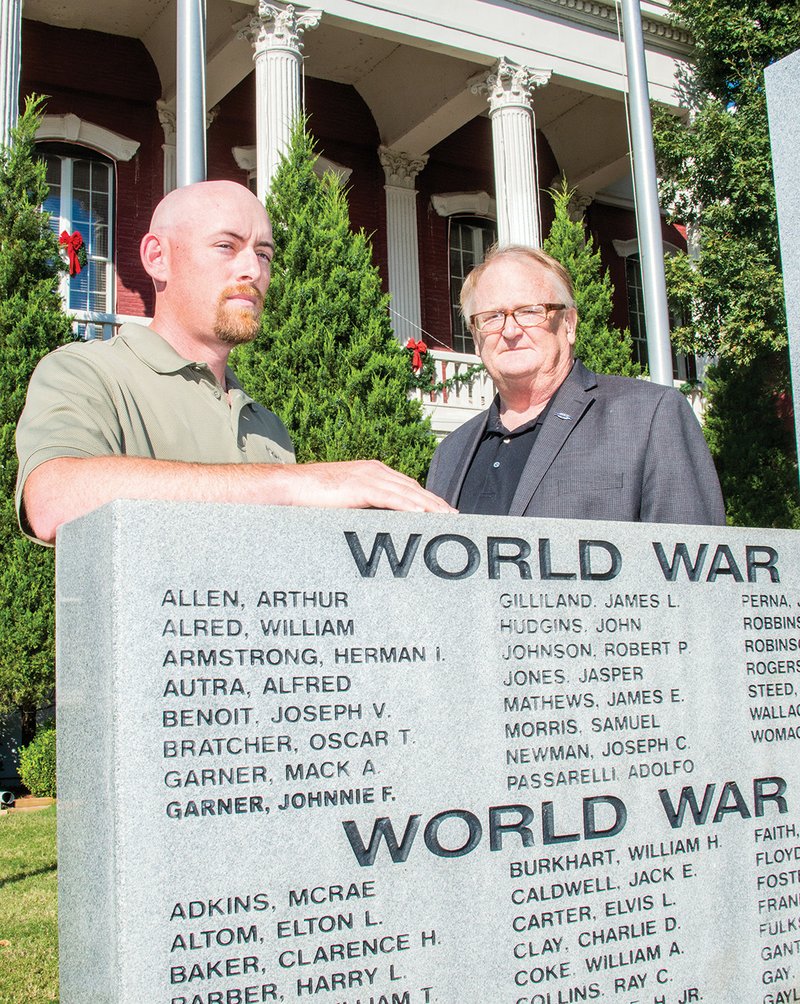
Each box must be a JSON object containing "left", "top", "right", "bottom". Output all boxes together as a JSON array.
[
  {"left": 412, "top": 348, "right": 496, "bottom": 437},
  {"left": 413, "top": 349, "right": 708, "bottom": 434},
  {"left": 71, "top": 310, "right": 151, "bottom": 341}
]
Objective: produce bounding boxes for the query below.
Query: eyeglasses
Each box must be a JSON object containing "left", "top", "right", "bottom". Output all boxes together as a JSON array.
[{"left": 469, "top": 303, "right": 567, "bottom": 334}]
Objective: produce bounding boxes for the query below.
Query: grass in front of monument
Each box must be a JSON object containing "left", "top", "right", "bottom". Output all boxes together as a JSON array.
[{"left": 0, "top": 805, "right": 58, "bottom": 1002}]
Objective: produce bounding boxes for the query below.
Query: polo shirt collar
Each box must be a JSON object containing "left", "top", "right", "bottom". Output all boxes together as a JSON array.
[
  {"left": 485, "top": 394, "right": 553, "bottom": 437},
  {"left": 117, "top": 322, "right": 257, "bottom": 404},
  {"left": 118, "top": 323, "right": 198, "bottom": 375}
]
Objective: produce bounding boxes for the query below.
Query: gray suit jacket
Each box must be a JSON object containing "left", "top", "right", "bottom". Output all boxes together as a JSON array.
[{"left": 426, "top": 360, "right": 725, "bottom": 525}]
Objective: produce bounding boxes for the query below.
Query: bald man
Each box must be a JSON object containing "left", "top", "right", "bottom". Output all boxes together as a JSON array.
[{"left": 17, "top": 181, "right": 452, "bottom": 544}]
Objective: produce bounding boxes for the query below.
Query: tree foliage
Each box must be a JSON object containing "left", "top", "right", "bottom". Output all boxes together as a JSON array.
[
  {"left": 233, "top": 124, "right": 436, "bottom": 482},
  {"left": 653, "top": 0, "right": 800, "bottom": 526},
  {"left": 19, "top": 721, "right": 56, "bottom": 797},
  {"left": 703, "top": 354, "right": 799, "bottom": 528},
  {"left": 543, "top": 179, "right": 640, "bottom": 377},
  {"left": 0, "top": 96, "right": 73, "bottom": 739}
]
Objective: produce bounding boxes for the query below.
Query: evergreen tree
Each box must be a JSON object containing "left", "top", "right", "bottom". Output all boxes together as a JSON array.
[
  {"left": 703, "top": 355, "right": 800, "bottom": 528},
  {"left": 543, "top": 179, "right": 640, "bottom": 377},
  {"left": 233, "top": 124, "right": 436, "bottom": 483},
  {"left": 0, "top": 96, "right": 74, "bottom": 745},
  {"left": 652, "top": 0, "right": 800, "bottom": 526}
]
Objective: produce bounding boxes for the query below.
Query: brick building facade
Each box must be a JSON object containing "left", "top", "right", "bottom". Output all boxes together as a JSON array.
[{"left": 2, "top": 0, "right": 696, "bottom": 434}]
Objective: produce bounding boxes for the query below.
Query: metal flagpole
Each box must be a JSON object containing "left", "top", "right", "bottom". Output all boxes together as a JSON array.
[
  {"left": 176, "top": 0, "right": 207, "bottom": 187},
  {"left": 619, "top": 0, "right": 673, "bottom": 386}
]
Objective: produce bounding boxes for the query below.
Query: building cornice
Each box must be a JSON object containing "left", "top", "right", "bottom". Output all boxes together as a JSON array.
[{"left": 509, "top": 0, "right": 691, "bottom": 57}]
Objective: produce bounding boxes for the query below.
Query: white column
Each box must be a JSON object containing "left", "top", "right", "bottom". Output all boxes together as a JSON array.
[
  {"left": 0, "top": 0, "right": 23, "bottom": 148},
  {"left": 238, "top": 2, "right": 321, "bottom": 202},
  {"left": 379, "top": 146, "right": 428, "bottom": 345},
  {"left": 472, "top": 58, "right": 550, "bottom": 247},
  {"left": 157, "top": 102, "right": 177, "bottom": 195}
]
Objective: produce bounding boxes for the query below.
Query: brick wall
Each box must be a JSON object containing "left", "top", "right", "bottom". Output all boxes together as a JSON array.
[
  {"left": 18, "top": 22, "right": 649, "bottom": 343},
  {"left": 206, "top": 73, "right": 257, "bottom": 190}
]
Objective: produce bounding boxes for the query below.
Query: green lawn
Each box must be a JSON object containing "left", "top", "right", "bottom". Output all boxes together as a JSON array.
[{"left": 0, "top": 805, "right": 58, "bottom": 1003}]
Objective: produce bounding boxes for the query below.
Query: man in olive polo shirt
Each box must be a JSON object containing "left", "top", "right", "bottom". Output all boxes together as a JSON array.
[{"left": 17, "top": 180, "right": 452, "bottom": 544}]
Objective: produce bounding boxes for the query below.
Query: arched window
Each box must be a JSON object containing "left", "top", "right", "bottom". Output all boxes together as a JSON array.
[
  {"left": 40, "top": 144, "right": 114, "bottom": 319},
  {"left": 615, "top": 241, "right": 697, "bottom": 383},
  {"left": 449, "top": 216, "right": 497, "bottom": 354},
  {"left": 624, "top": 254, "right": 697, "bottom": 382},
  {"left": 623, "top": 252, "right": 649, "bottom": 370}
]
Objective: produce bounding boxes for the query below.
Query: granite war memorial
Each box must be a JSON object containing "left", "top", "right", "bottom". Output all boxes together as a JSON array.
[
  {"left": 56, "top": 501, "right": 800, "bottom": 1003},
  {"left": 50, "top": 43, "right": 800, "bottom": 1004}
]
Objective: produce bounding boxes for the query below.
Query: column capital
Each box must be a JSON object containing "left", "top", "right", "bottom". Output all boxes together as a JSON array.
[
  {"left": 568, "top": 191, "right": 593, "bottom": 222},
  {"left": 157, "top": 101, "right": 176, "bottom": 142},
  {"left": 470, "top": 58, "right": 551, "bottom": 113},
  {"left": 379, "top": 146, "right": 429, "bottom": 190},
  {"left": 237, "top": 2, "right": 321, "bottom": 56}
]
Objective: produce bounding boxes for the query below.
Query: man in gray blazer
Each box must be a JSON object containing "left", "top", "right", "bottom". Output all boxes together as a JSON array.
[{"left": 426, "top": 245, "right": 725, "bottom": 525}]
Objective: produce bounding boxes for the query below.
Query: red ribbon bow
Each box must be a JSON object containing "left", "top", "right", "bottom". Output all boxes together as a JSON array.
[
  {"left": 60, "top": 230, "right": 84, "bottom": 276},
  {"left": 406, "top": 338, "right": 428, "bottom": 374}
]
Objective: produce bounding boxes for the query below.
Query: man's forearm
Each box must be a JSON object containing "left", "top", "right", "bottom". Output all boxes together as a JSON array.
[{"left": 23, "top": 455, "right": 454, "bottom": 545}]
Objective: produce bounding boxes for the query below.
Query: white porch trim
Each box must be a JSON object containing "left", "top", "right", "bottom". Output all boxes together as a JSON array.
[
  {"left": 37, "top": 115, "right": 140, "bottom": 161},
  {"left": 431, "top": 191, "right": 496, "bottom": 219}
]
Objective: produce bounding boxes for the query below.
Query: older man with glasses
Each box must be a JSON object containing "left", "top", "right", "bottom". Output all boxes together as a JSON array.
[{"left": 427, "top": 245, "right": 724, "bottom": 525}]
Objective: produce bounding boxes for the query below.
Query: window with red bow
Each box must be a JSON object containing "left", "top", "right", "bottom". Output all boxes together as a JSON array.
[{"left": 39, "top": 144, "right": 114, "bottom": 324}]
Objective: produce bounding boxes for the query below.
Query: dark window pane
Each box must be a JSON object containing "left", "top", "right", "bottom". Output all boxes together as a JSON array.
[
  {"left": 448, "top": 216, "right": 497, "bottom": 354},
  {"left": 625, "top": 252, "right": 697, "bottom": 380},
  {"left": 73, "top": 160, "right": 91, "bottom": 190}
]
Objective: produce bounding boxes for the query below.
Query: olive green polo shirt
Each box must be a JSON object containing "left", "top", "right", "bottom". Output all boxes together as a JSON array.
[{"left": 16, "top": 323, "right": 295, "bottom": 539}]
